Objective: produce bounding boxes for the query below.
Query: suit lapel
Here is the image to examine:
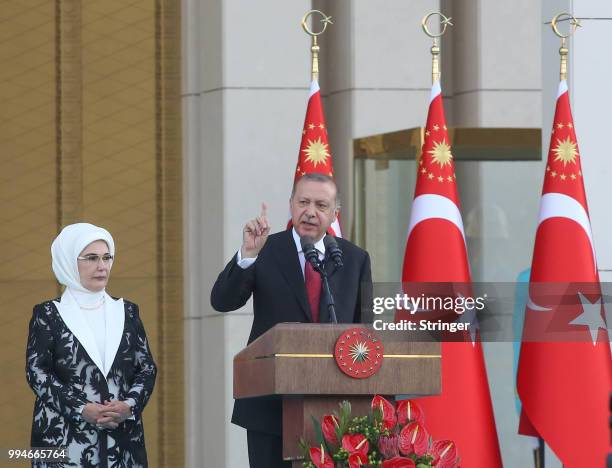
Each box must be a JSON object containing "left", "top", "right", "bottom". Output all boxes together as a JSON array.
[
  {"left": 272, "top": 230, "right": 312, "bottom": 322},
  {"left": 104, "top": 294, "right": 124, "bottom": 377},
  {"left": 54, "top": 290, "right": 105, "bottom": 375}
]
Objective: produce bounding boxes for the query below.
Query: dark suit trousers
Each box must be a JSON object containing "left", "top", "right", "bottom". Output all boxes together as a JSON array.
[{"left": 247, "top": 431, "right": 291, "bottom": 468}]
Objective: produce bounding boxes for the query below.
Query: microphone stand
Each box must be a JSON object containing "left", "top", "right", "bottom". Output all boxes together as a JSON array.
[{"left": 313, "top": 260, "right": 338, "bottom": 324}]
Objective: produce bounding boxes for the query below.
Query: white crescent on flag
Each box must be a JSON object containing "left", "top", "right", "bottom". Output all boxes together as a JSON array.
[
  {"left": 537, "top": 192, "right": 597, "bottom": 271},
  {"left": 526, "top": 296, "right": 551, "bottom": 312},
  {"left": 407, "top": 194, "right": 466, "bottom": 243},
  {"left": 527, "top": 192, "right": 597, "bottom": 311}
]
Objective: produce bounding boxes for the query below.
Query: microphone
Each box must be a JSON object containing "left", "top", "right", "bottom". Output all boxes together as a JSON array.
[
  {"left": 323, "top": 235, "right": 343, "bottom": 269},
  {"left": 302, "top": 235, "right": 338, "bottom": 324},
  {"left": 300, "top": 236, "right": 320, "bottom": 268}
]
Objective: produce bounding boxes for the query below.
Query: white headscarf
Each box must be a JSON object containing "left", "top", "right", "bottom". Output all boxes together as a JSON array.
[
  {"left": 50, "top": 223, "right": 124, "bottom": 377},
  {"left": 51, "top": 223, "right": 115, "bottom": 293}
]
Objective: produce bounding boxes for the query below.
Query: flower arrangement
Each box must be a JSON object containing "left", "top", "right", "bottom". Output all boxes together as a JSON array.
[{"left": 299, "top": 396, "right": 459, "bottom": 468}]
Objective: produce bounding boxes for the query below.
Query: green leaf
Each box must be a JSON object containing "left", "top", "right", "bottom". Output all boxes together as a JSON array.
[
  {"left": 372, "top": 405, "right": 383, "bottom": 425},
  {"left": 311, "top": 415, "right": 328, "bottom": 452},
  {"left": 338, "top": 400, "right": 352, "bottom": 434},
  {"left": 334, "top": 425, "right": 343, "bottom": 446},
  {"left": 298, "top": 437, "right": 311, "bottom": 460}
]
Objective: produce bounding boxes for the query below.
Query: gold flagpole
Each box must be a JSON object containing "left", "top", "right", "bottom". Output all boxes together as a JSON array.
[
  {"left": 421, "top": 12, "right": 453, "bottom": 85},
  {"left": 301, "top": 10, "right": 333, "bottom": 82}
]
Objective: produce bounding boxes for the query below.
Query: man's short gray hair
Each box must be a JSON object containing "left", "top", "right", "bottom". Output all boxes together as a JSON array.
[{"left": 291, "top": 173, "right": 341, "bottom": 208}]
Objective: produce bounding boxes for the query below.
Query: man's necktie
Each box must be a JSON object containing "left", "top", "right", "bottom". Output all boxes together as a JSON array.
[{"left": 304, "top": 260, "right": 321, "bottom": 323}]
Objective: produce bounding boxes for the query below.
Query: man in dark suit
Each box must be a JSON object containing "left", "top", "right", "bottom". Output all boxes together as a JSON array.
[{"left": 211, "top": 173, "right": 372, "bottom": 468}]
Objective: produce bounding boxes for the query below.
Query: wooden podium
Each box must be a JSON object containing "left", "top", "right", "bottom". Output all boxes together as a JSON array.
[{"left": 234, "top": 323, "right": 441, "bottom": 466}]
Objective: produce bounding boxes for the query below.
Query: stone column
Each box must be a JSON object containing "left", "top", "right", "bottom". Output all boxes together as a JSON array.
[{"left": 182, "top": 1, "right": 311, "bottom": 466}]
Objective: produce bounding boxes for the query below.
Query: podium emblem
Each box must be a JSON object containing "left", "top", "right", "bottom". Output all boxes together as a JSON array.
[{"left": 334, "top": 327, "right": 384, "bottom": 379}]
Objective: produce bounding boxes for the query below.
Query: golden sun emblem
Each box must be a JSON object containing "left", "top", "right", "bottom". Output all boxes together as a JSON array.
[
  {"left": 303, "top": 137, "right": 330, "bottom": 167},
  {"left": 552, "top": 136, "right": 578, "bottom": 166},
  {"left": 428, "top": 140, "right": 453, "bottom": 167},
  {"left": 349, "top": 341, "right": 370, "bottom": 363}
]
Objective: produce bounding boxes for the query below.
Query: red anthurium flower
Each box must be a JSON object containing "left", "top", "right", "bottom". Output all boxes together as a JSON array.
[
  {"left": 342, "top": 433, "right": 369, "bottom": 458},
  {"left": 309, "top": 445, "right": 334, "bottom": 468},
  {"left": 371, "top": 395, "right": 397, "bottom": 431},
  {"left": 431, "top": 440, "right": 459, "bottom": 468},
  {"left": 381, "top": 456, "right": 416, "bottom": 468},
  {"left": 398, "top": 421, "right": 429, "bottom": 456},
  {"left": 378, "top": 433, "right": 400, "bottom": 459},
  {"left": 396, "top": 399, "right": 425, "bottom": 426},
  {"left": 348, "top": 452, "right": 367, "bottom": 468},
  {"left": 321, "top": 415, "right": 340, "bottom": 445}
]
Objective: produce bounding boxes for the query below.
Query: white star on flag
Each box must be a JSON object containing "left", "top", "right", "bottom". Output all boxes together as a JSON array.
[{"left": 569, "top": 293, "right": 608, "bottom": 346}]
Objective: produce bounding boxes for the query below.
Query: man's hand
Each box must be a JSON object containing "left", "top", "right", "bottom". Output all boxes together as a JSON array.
[{"left": 241, "top": 203, "right": 270, "bottom": 259}]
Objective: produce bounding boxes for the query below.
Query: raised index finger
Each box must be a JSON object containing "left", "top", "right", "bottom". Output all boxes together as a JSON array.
[{"left": 260, "top": 202, "right": 268, "bottom": 220}]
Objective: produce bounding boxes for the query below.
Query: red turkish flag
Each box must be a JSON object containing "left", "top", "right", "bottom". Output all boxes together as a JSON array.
[
  {"left": 517, "top": 80, "right": 612, "bottom": 467},
  {"left": 290, "top": 80, "right": 341, "bottom": 236},
  {"left": 400, "top": 82, "right": 502, "bottom": 467}
]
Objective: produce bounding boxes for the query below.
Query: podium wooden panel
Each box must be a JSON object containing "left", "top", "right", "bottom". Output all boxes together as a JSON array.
[{"left": 233, "top": 323, "right": 441, "bottom": 465}]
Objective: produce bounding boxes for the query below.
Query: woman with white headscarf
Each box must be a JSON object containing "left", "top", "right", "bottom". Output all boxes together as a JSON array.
[{"left": 26, "top": 223, "right": 156, "bottom": 468}]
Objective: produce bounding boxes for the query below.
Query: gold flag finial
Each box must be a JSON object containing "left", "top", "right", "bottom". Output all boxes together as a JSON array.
[
  {"left": 422, "top": 12, "right": 453, "bottom": 84},
  {"left": 302, "top": 10, "right": 333, "bottom": 82},
  {"left": 551, "top": 12, "right": 581, "bottom": 81}
]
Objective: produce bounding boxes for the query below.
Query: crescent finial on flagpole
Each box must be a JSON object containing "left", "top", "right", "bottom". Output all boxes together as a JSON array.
[
  {"left": 302, "top": 10, "right": 333, "bottom": 82},
  {"left": 422, "top": 12, "right": 453, "bottom": 84},
  {"left": 551, "top": 12, "right": 581, "bottom": 81}
]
